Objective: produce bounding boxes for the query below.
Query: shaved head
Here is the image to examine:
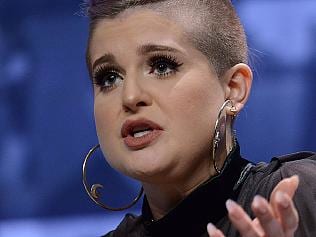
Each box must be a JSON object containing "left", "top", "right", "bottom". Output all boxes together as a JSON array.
[{"left": 86, "top": 0, "right": 248, "bottom": 77}]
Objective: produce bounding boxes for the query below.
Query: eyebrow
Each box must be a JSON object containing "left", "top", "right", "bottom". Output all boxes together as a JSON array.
[
  {"left": 91, "top": 44, "right": 182, "bottom": 72},
  {"left": 136, "top": 44, "right": 182, "bottom": 55},
  {"left": 92, "top": 53, "right": 118, "bottom": 72}
]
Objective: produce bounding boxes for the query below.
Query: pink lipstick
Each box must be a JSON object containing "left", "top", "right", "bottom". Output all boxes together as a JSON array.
[{"left": 121, "top": 119, "right": 163, "bottom": 150}]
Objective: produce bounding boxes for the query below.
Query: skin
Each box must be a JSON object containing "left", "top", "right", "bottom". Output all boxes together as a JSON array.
[
  {"left": 88, "top": 9, "right": 298, "bottom": 236},
  {"left": 207, "top": 176, "right": 299, "bottom": 237}
]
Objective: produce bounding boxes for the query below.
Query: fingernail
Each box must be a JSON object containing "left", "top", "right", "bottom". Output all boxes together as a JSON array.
[
  {"left": 276, "top": 191, "right": 289, "bottom": 208},
  {"left": 226, "top": 199, "right": 238, "bottom": 213},
  {"left": 253, "top": 195, "right": 267, "bottom": 215},
  {"left": 291, "top": 175, "right": 299, "bottom": 184},
  {"left": 285, "top": 175, "right": 299, "bottom": 184},
  {"left": 207, "top": 223, "right": 217, "bottom": 235}
]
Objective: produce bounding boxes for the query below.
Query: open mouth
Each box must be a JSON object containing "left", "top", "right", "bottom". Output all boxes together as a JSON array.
[
  {"left": 121, "top": 119, "right": 163, "bottom": 149},
  {"left": 130, "top": 127, "right": 153, "bottom": 138}
]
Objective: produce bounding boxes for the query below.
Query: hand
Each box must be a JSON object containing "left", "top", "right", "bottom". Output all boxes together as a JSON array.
[{"left": 207, "top": 175, "right": 299, "bottom": 237}]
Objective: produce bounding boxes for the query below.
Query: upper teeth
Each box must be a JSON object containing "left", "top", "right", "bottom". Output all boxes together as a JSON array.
[{"left": 133, "top": 130, "right": 151, "bottom": 138}]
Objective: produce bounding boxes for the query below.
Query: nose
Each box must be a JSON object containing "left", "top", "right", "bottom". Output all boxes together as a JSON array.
[{"left": 121, "top": 76, "right": 152, "bottom": 113}]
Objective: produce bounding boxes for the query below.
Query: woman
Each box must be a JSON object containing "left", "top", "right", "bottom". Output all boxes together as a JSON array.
[{"left": 82, "top": 0, "right": 316, "bottom": 236}]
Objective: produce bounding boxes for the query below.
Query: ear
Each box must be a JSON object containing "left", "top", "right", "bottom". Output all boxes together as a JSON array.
[{"left": 221, "top": 63, "right": 253, "bottom": 115}]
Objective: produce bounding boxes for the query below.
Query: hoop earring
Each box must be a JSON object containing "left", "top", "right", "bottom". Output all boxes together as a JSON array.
[
  {"left": 212, "top": 100, "right": 237, "bottom": 174},
  {"left": 82, "top": 144, "right": 143, "bottom": 211}
]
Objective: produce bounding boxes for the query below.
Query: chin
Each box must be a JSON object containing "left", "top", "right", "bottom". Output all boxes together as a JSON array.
[{"left": 122, "top": 149, "right": 174, "bottom": 183}]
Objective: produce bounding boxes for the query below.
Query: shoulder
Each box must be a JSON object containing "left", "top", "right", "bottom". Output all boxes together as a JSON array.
[
  {"left": 238, "top": 151, "right": 316, "bottom": 204},
  {"left": 241, "top": 151, "right": 316, "bottom": 236},
  {"left": 276, "top": 151, "right": 316, "bottom": 178},
  {"left": 255, "top": 151, "right": 316, "bottom": 187},
  {"left": 271, "top": 151, "right": 316, "bottom": 201},
  {"left": 248, "top": 151, "right": 316, "bottom": 190},
  {"left": 102, "top": 213, "right": 145, "bottom": 237}
]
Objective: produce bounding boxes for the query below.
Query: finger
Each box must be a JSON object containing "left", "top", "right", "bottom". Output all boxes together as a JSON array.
[
  {"left": 252, "top": 218, "right": 265, "bottom": 236},
  {"left": 270, "top": 175, "right": 299, "bottom": 217},
  {"left": 252, "top": 195, "right": 284, "bottom": 237},
  {"left": 226, "top": 199, "right": 259, "bottom": 237},
  {"left": 275, "top": 191, "right": 299, "bottom": 236},
  {"left": 207, "top": 223, "right": 225, "bottom": 237}
]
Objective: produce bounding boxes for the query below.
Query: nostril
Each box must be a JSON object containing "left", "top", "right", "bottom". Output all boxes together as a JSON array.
[
  {"left": 136, "top": 101, "right": 147, "bottom": 107},
  {"left": 123, "top": 105, "right": 131, "bottom": 113},
  {"left": 123, "top": 101, "right": 147, "bottom": 113}
]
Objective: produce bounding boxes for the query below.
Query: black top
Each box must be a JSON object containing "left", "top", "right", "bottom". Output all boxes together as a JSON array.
[{"left": 104, "top": 145, "right": 316, "bottom": 237}]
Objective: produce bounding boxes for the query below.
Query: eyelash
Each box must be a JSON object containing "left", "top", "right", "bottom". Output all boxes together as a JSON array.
[
  {"left": 93, "top": 65, "right": 123, "bottom": 92},
  {"left": 148, "top": 54, "right": 183, "bottom": 78},
  {"left": 92, "top": 54, "right": 183, "bottom": 92}
]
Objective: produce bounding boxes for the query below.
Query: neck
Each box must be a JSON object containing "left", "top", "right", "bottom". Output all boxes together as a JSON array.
[
  {"left": 142, "top": 184, "right": 186, "bottom": 220},
  {"left": 142, "top": 126, "right": 235, "bottom": 220},
  {"left": 142, "top": 163, "right": 211, "bottom": 220}
]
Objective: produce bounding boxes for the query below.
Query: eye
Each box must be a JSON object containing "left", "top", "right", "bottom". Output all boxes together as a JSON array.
[
  {"left": 92, "top": 66, "right": 123, "bottom": 92},
  {"left": 148, "top": 54, "right": 183, "bottom": 78}
]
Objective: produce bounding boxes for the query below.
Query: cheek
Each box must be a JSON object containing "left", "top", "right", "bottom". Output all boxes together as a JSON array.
[
  {"left": 94, "top": 100, "right": 107, "bottom": 137},
  {"left": 163, "top": 73, "right": 225, "bottom": 152},
  {"left": 94, "top": 97, "right": 126, "bottom": 172},
  {"left": 167, "top": 73, "right": 224, "bottom": 123},
  {"left": 94, "top": 97, "right": 118, "bottom": 151}
]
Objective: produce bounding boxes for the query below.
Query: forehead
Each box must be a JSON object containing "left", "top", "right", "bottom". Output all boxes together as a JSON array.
[{"left": 89, "top": 9, "right": 199, "bottom": 63}]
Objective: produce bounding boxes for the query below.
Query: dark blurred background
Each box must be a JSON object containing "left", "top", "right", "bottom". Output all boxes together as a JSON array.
[{"left": 0, "top": 0, "right": 315, "bottom": 236}]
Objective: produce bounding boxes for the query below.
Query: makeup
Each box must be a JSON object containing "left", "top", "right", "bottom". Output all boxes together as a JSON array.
[{"left": 121, "top": 118, "right": 163, "bottom": 150}]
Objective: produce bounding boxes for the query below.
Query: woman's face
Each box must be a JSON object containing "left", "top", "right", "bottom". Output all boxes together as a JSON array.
[{"left": 89, "top": 10, "right": 227, "bottom": 186}]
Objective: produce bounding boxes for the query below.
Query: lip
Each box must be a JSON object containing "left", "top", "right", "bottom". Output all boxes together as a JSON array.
[{"left": 121, "top": 118, "right": 163, "bottom": 150}]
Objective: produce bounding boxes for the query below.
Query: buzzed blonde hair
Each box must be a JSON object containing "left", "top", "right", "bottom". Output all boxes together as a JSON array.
[{"left": 86, "top": 0, "right": 248, "bottom": 77}]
